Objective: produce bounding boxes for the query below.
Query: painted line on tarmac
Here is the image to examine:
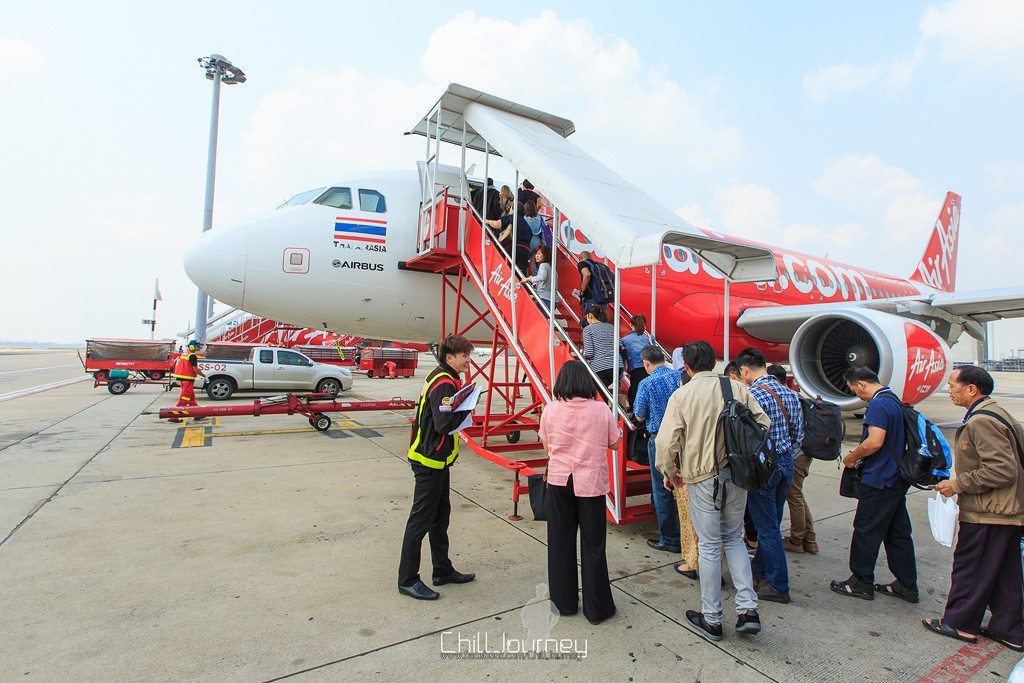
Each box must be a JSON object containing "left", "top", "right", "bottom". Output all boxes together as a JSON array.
[
  {"left": 0, "top": 363, "right": 79, "bottom": 376},
  {"left": 0, "top": 375, "right": 90, "bottom": 402},
  {"left": 169, "top": 423, "right": 405, "bottom": 447},
  {"left": 916, "top": 636, "right": 1005, "bottom": 682}
]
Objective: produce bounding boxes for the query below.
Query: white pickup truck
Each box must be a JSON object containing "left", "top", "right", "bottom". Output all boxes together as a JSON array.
[{"left": 196, "top": 347, "right": 354, "bottom": 401}]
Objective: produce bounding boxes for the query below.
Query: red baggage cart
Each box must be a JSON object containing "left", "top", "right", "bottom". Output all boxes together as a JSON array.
[
  {"left": 358, "top": 347, "right": 419, "bottom": 378},
  {"left": 79, "top": 338, "right": 177, "bottom": 395}
]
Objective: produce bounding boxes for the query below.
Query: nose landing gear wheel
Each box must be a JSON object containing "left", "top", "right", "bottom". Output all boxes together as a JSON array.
[{"left": 310, "top": 414, "right": 332, "bottom": 432}]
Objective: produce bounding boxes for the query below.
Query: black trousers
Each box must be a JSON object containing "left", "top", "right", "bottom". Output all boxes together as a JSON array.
[
  {"left": 943, "top": 522, "right": 1024, "bottom": 644},
  {"left": 546, "top": 475, "right": 615, "bottom": 621},
  {"left": 398, "top": 463, "right": 455, "bottom": 586},
  {"left": 849, "top": 481, "right": 917, "bottom": 589},
  {"left": 627, "top": 367, "right": 647, "bottom": 410}
]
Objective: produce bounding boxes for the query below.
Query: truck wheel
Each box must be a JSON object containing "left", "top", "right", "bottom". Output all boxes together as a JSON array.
[
  {"left": 206, "top": 378, "right": 235, "bottom": 401},
  {"left": 310, "top": 414, "right": 332, "bottom": 432},
  {"left": 148, "top": 371, "right": 165, "bottom": 381},
  {"left": 316, "top": 378, "right": 341, "bottom": 397},
  {"left": 366, "top": 370, "right": 374, "bottom": 378},
  {"left": 107, "top": 380, "right": 129, "bottom": 395}
]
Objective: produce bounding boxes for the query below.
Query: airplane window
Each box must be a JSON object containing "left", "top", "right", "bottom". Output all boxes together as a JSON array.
[
  {"left": 359, "top": 189, "right": 387, "bottom": 213},
  {"left": 314, "top": 187, "right": 352, "bottom": 209},
  {"left": 277, "top": 350, "right": 309, "bottom": 366},
  {"left": 281, "top": 187, "right": 326, "bottom": 207}
]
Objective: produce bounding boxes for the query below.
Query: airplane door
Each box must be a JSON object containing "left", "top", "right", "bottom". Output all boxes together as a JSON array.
[{"left": 274, "top": 349, "right": 316, "bottom": 389}]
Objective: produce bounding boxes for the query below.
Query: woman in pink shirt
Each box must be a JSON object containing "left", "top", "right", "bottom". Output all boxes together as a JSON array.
[{"left": 539, "top": 360, "right": 623, "bottom": 624}]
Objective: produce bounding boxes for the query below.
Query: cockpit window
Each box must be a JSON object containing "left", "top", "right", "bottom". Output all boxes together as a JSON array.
[
  {"left": 314, "top": 187, "right": 352, "bottom": 209},
  {"left": 358, "top": 189, "right": 387, "bottom": 213},
  {"left": 281, "top": 187, "right": 326, "bottom": 207}
]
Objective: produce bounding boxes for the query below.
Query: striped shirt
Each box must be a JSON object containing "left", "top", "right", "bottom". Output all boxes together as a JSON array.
[
  {"left": 748, "top": 375, "right": 804, "bottom": 462},
  {"left": 582, "top": 321, "right": 616, "bottom": 373}
]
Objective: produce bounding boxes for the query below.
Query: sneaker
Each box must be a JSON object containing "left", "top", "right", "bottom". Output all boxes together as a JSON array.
[
  {"left": 803, "top": 540, "right": 819, "bottom": 554},
  {"left": 736, "top": 609, "right": 762, "bottom": 635},
  {"left": 783, "top": 537, "right": 805, "bottom": 554},
  {"left": 685, "top": 610, "right": 723, "bottom": 642}
]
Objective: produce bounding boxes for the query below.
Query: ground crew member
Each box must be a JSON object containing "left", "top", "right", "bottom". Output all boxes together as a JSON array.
[
  {"left": 398, "top": 334, "right": 476, "bottom": 600},
  {"left": 172, "top": 340, "right": 205, "bottom": 407}
]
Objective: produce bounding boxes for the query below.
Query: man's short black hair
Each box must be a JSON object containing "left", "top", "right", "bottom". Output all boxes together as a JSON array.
[
  {"left": 553, "top": 360, "right": 598, "bottom": 401},
  {"left": 683, "top": 341, "right": 716, "bottom": 373},
  {"left": 954, "top": 365, "right": 994, "bottom": 396},
  {"left": 439, "top": 334, "right": 473, "bottom": 362},
  {"left": 723, "top": 361, "right": 740, "bottom": 378},
  {"left": 843, "top": 365, "right": 880, "bottom": 385},
  {"left": 522, "top": 179, "right": 534, "bottom": 190},
  {"left": 766, "top": 364, "right": 787, "bottom": 383},
  {"left": 736, "top": 347, "right": 767, "bottom": 370},
  {"left": 640, "top": 345, "right": 665, "bottom": 365}
]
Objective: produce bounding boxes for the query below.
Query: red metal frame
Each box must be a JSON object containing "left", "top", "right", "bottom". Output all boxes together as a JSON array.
[
  {"left": 405, "top": 194, "right": 654, "bottom": 525},
  {"left": 159, "top": 395, "right": 415, "bottom": 421}
]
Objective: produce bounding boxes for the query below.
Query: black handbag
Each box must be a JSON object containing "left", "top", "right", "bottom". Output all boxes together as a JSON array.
[
  {"left": 839, "top": 466, "right": 861, "bottom": 499},
  {"left": 527, "top": 473, "right": 549, "bottom": 521}
]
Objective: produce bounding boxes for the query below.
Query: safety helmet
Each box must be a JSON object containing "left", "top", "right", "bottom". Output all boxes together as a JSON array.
[{"left": 187, "top": 340, "right": 200, "bottom": 349}]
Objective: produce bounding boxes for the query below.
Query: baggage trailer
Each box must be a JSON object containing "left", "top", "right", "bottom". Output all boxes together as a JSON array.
[
  {"left": 158, "top": 394, "right": 415, "bottom": 431},
  {"left": 80, "top": 338, "right": 176, "bottom": 395},
  {"left": 358, "top": 347, "right": 419, "bottom": 378},
  {"left": 294, "top": 343, "right": 357, "bottom": 366}
]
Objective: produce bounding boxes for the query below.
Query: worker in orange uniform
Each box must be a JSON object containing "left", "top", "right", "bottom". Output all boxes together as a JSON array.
[
  {"left": 172, "top": 340, "right": 206, "bottom": 407},
  {"left": 384, "top": 360, "right": 397, "bottom": 379}
]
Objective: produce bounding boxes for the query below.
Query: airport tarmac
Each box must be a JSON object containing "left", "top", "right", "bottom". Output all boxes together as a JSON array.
[{"left": 1, "top": 347, "right": 1022, "bottom": 681}]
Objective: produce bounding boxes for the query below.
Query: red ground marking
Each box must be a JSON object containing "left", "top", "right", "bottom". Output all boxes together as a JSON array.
[{"left": 917, "top": 637, "right": 1005, "bottom": 683}]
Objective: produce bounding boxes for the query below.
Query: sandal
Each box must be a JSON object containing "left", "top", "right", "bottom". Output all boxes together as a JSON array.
[
  {"left": 874, "top": 581, "right": 920, "bottom": 604},
  {"left": 829, "top": 578, "right": 874, "bottom": 601},
  {"left": 922, "top": 619, "right": 978, "bottom": 644},
  {"left": 674, "top": 563, "right": 698, "bottom": 580},
  {"left": 980, "top": 627, "right": 1024, "bottom": 652}
]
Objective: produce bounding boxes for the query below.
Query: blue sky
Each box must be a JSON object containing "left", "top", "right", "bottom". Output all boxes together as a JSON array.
[{"left": 1, "top": 1, "right": 1022, "bottom": 355}]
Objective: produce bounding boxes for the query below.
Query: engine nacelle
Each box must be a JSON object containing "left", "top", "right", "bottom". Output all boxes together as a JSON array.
[{"left": 789, "top": 309, "right": 951, "bottom": 410}]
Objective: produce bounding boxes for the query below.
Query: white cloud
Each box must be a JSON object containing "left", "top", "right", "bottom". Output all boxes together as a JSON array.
[
  {"left": 675, "top": 202, "right": 711, "bottom": 229},
  {"left": 804, "top": 0, "right": 1024, "bottom": 102},
  {"left": 710, "top": 182, "right": 783, "bottom": 239},
  {"left": 920, "top": 0, "right": 1024, "bottom": 76},
  {"left": 0, "top": 37, "right": 44, "bottom": 82},
  {"left": 241, "top": 10, "right": 742, "bottom": 203},
  {"left": 984, "top": 161, "right": 1024, "bottom": 192}
]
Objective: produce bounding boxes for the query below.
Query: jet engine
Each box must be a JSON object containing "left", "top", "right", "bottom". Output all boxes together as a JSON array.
[{"left": 789, "top": 309, "right": 951, "bottom": 410}]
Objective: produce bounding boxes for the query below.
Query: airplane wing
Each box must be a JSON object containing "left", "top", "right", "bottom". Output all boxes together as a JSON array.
[{"left": 737, "top": 287, "right": 1024, "bottom": 344}]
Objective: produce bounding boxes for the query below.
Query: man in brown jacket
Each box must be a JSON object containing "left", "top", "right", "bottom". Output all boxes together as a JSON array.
[{"left": 922, "top": 366, "right": 1024, "bottom": 651}]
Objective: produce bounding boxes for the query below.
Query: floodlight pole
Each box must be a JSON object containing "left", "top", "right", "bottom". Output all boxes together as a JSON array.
[{"left": 193, "top": 54, "right": 244, "bottom": 344}]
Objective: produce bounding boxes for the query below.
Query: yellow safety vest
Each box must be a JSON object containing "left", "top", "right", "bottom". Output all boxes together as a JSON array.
[{"left": 407, "top": 370, "right": 460, "bottom": 469}]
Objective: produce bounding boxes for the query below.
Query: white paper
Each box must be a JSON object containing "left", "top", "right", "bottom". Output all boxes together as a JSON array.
[
  {"left": 454, "top": 384, "right": 482, "bottom": 412},
  {"left": 927, "top": 491, "right": 958, "bottom": 547},
  {"left": 452, "top": 411, "right": 475, "bottom": 434}
]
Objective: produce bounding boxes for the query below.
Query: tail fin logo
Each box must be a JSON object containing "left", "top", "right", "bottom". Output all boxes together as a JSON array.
[{"left": 911, "top": 192, "right": 960, "bottom": 293}]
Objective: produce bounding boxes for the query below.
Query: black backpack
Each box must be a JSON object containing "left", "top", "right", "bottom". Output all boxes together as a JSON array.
[
  {"left": 584, "top": 259, "right": 616, "bottom": 304},
  {"left": 878, "top": 393, "right": 951, "bottom": 488},
  {"left": 800, "top": 396, "right": 845, "bottom": 461},
  {"left": 716, "top": 377, "right": 778, "bottom": 493},
  {"left": 628, "top": 426, "right": 650, "bottom": 466}
]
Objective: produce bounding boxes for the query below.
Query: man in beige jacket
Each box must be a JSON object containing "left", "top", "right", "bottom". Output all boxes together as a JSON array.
[
  {"left": 656, "top": 341, "right": 770, "bottom": 642},
  {"left": 922, "top": 366, "right": 1024, "bottom": 651}
]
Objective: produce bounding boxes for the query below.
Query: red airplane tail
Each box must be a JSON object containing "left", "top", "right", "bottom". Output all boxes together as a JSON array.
[{"left": 909, "top": 192, "right": 961, "bottom": 293}]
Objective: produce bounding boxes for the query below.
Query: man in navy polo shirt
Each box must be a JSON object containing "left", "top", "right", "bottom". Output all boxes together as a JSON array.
[{"left": 829, "top": 366, "right": 919, "bottom": 603}]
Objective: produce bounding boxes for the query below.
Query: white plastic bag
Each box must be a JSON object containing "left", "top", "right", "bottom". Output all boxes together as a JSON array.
[{"left": 928, "top": 491, "right": 958, "bottom": 547}]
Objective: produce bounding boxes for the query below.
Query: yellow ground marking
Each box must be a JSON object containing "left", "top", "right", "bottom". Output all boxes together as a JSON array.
[{"left": 180, "top": 427, "right": 211, "bottom": 448}]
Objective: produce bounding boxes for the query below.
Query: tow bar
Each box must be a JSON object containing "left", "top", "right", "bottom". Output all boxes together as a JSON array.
[{"left": 158, "top": 393, "right": 415, "bottom": 431}]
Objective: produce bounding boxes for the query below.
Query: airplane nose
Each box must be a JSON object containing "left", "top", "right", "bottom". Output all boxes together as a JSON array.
[{"left": 183, "top": 227, "right": 247, "bottom": 308}]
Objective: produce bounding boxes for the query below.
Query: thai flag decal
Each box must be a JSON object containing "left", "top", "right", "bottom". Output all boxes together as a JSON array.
[{"left": 333, "top": 216, "right": 387, "bottom": 244}]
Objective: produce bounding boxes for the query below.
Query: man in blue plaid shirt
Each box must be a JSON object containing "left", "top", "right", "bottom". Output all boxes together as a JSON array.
[{"left": 737, "top": 347, "right": 804, "bottom": 605}]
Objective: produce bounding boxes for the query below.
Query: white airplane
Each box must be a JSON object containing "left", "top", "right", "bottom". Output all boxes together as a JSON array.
[{"left": 185, "top": 87, "right": 1024, "bottom": 410}]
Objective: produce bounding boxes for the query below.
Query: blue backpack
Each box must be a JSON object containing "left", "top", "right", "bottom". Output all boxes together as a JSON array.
[{"left": 881, "top": 393, "right": 951, "bottom": 488}]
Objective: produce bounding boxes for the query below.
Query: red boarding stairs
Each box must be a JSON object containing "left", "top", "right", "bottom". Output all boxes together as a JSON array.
[{"left": 403, "top": 189, "right": 655, "bottom": 525}]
